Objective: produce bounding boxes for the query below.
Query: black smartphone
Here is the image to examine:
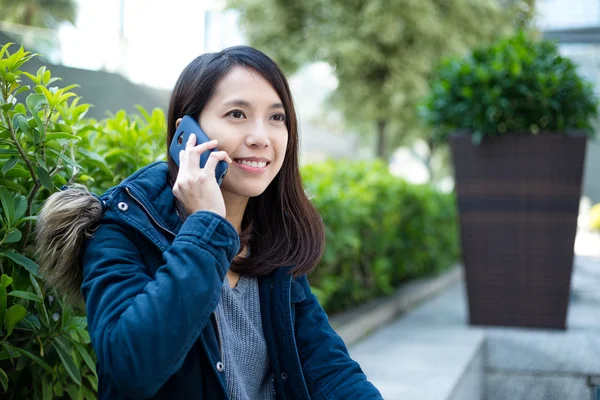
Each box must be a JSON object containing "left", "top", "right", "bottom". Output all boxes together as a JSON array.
[{"left": 169, "top": 115, "right": 228, "bottom": 186}]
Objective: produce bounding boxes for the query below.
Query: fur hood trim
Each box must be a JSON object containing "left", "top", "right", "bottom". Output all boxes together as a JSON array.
[{"left": 35, "top": 184, "right": 104, "bottom": 305}]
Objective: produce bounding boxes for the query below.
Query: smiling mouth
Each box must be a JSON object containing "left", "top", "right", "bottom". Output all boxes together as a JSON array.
[{"left": 235, "top": 159, "right": 270, "bottom": 168}]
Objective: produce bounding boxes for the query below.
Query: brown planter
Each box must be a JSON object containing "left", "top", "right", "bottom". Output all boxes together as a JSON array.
[{"left": 450, "top": 133, "right": 587, "bottom": 329}]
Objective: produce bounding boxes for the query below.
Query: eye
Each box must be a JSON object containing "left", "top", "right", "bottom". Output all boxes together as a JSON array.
[
  {"left": 271, "top": 113, "right": 286, "bottom": 122},
  {"left": 226, "top": 110, "right": 245, "bottom": 119}
]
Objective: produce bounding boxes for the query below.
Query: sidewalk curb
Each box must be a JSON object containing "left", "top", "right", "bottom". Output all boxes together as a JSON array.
[{"left": 330, "top": 264, "right": 464, "bottom": 346}]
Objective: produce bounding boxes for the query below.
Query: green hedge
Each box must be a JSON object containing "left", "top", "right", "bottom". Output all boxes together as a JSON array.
[
  {"left": 0, "top": 44, "right": 166, "bottom": 399},
  {"left": 303, "top": 160, "right": 461, "bottom": 313},
  {"left": 0, "top": 43, "right": 460, "bottom": 398}
]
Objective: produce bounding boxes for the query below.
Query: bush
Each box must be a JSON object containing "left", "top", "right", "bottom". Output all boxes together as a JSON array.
[
  {"left": 0, "top": 43, "right": 166, "bottom": 399},
  {"left": 302, "top": 160, "right": 460, "bottom": 313},
  {"left": 0, "top": 43, "right": 460, "bottom": 397},
  {"left": 421, "top": 30, "right": 599, "bottom": 144}
]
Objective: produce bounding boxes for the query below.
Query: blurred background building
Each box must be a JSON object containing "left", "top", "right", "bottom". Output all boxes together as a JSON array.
[{"left": 538, "top": 0, "right": 600, "bottom": 207}]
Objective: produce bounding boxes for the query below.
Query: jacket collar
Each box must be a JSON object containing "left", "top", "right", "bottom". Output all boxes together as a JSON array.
[
  {"left": 106, "top": 161, "right": 183, "bottom": 234},
  {"left": 107, "top": 161, "right": 304, "bottom": 292}
]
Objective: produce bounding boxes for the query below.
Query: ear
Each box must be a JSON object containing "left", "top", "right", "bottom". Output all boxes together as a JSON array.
[{"left": 175, "top": 118, "right": 182, "bottom": 129}]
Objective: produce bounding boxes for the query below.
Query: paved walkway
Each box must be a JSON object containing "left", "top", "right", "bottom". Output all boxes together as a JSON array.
[
  {"left": 349, "top": 275, "right": 481, "bottom": 399},
  {"left": 349, "top": 230, "right": 600, "bottom": 400}
]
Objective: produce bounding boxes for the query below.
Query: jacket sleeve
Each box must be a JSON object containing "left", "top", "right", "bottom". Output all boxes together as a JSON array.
[
  {"left": 80, "top": 211, "right": 239, "bottom": 399},
  {"left": 294, "top": 276, "right": 383, "bottom": 399}
]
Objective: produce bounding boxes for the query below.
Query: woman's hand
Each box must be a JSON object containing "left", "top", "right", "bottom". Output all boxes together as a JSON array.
[{"left": 173, "top": 134, "right": 232, "bottom": 218}]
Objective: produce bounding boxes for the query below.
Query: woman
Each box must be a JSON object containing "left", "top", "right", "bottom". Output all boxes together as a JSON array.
[{"left": 36, "top": 46, "right": 383, "bottom": 399}]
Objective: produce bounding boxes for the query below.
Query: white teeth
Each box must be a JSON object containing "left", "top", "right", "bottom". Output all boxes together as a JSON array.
[{"left": 237, "top": 160, "right": 267, "bottom": 168}]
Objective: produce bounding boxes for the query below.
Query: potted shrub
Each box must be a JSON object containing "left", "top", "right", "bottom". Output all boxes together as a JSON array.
[{"left": 421, "top": 31, "right": 599, "bottom": 329}]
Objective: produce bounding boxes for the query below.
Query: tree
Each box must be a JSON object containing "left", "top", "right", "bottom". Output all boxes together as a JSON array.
[
  {"left": 228, "top": 0, "right": 535, "bottom": 160},
  {"left": 0, "top": 0, "right": 77, "bottom": 29}
]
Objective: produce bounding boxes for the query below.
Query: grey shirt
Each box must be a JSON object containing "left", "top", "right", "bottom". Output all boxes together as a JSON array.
[{"left": 214, "top": 275, "right": 275, "bottom": 400}]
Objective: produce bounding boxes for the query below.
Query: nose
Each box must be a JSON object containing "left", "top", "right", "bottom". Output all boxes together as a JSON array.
[{"left": 245, "top": 121, "right": 270, "bottom": 148}]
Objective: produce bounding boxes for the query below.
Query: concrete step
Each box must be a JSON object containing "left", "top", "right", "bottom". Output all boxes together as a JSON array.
[
  {"left": 349, "top": 255, "right": 600, "bottom": 400},
  {"left": 349, "top": 282, "right": 485, "bottom": 399}
]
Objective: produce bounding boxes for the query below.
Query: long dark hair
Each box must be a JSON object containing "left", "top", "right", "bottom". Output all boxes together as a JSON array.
[{"left": 167, "top": 46, "right": 325, "bottom": 277}]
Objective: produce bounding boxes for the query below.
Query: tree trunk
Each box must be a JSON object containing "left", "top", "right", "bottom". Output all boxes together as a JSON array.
[
  {"left": 425, "top": 137, "right": 436, "bottom": 181},
  {"left": 376, "top": 120, "right": 387, "bottom": 159},
  {"left": 24, "top": 4, "right": 35, "bottom": 27}
]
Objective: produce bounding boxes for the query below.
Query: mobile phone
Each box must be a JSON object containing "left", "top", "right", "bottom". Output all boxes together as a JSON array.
[{"left": 169, "top": 115, "right": 228, "bottom": 186}]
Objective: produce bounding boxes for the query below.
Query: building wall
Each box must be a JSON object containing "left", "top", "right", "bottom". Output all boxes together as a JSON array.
[
  {"left": 539, "top": 0, "right": 600, "bottom": 204},
  {"left": 537, "top": 0, "right": 600, "bottom": 29},
  {"left": 0, "top": 31, "right": 170, "bottom": 121}
]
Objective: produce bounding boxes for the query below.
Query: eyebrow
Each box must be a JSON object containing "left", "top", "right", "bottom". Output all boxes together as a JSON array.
[{"left": 223, "top": 99, "right": 284, "bottom": 110}]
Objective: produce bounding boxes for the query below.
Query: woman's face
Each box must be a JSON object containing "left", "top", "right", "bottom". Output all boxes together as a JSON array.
[{"left": 193, "top": 66, "right": 289, "bottom": 199}]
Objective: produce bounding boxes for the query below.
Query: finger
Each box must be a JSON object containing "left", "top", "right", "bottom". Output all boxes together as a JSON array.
[
  {"left": 189, "top": 139, "right": 218, "bottom": 155},
  {"left": 185, "top": 133, "right": 197, "bottom": 150},
  {"left": 204, "top": 151, "right": 230, "bottom": 175},
  {"left": 186, "top": 139, "right": 218, "bottom": 169},
  {"left": 177, "top": 150, "right": 187, "bottom": 172}
]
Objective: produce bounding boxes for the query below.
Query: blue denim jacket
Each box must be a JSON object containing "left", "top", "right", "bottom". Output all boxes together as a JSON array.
[{"left": 79, "top": 161, "right": 383, "bottom": 399}]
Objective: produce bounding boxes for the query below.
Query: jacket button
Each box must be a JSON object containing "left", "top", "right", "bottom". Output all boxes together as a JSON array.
[
  {"left": 281, "top": 372, "right": 288, "bottom": 380},
  {"left": 216, "top": 361, "right": 224, "bottom": 372},
  {"left": 117, "top": 202, "right": 129, "bottom": 211}
]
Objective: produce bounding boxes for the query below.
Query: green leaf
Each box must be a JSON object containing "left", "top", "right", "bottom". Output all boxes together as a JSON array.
[
  {"left": 23, "top": 314, "right": 41, "bottom": 330},
  {"left": 135, "top": 105, "right": 152, "bottom": 121},
  {"left": 1, "top": 275, "right": 12, "bottom": 288},
  {"left": 70, "top": 339, "right": 96, "bottom": 376},
  {"left": 38, "top": 86, "right": 55, "bottom": 108},
  {"left": 42, "top": 374, "right": 52, "bottom": 400},
  {"left": 0, "top": 187, "right": 15, "bottom": 227},
  {"left": 13, "top": 85, "right": 30, "bottom": 97},
  {"left": 64, "top": 384, "right": 78, "bottom": 400},
  {"left": 5, "top": 304, "right": 27, "bottom": 336},
  {"left": 4, "top": 229, "right": 22, "bottom": 243},
  {"left": 21, "top": 71, "right": 38, "bottom": 84},
  {"left": 79, "top": 329, "right": 91, "bottom": 344},
  {"left": 0, "top": 179, "right": 27, "bottom": 195},
  {"left": 45, "top": 132, "right": 81, "bottom": 143},
  {"left": 1, "top": 157, "right": 18, "bottom": 175},
  {"left": 0, "top": 149, "right": 18, "bottom": 155},
  {"left": 15, "top": 347, "right": 53, "bottom": 374},
  {"left": 0, "top": 187, "right": 14, "bottom": 226},
  {"left": 26, "top": 94, "right": 46, "bottom": 140},
  {"left": 2, "top": 166, "right": 28, "bottom": 179},
  {"left": 64, "top": 316, "right": 87, "bottom": 331},
  {"left": 35, "top": 153, "right": 48, "bottom": 171},
  {"left": 16, "top": 352, "right": 27, "bottom": 370},
  {"left": 54, "top": 381, "right": 64, "bottom": 397},
  {"left": 81, "top": 384, "right": 95, "bottom": 400},
  {"left": 26, "top": 93, "right": 47, "bottom": 113},
  {"left": 13, "top": 194, "right": 26, "bottom": 221},
  {"left": 36, "top": 164, "right": 54, "bottom": 191},
  {"left": 84, "top": 373, "right": 98, "bottom": 391},
  {"left": 0, "top": 249, "right": 39, "bottom": 276},
  {"left": 8, "top": 290, "right": 42, "bottom": 302},
  {"left": 29, "top": 274, "right": 43, "bottom": 298},
  {"left": 36, "top": 301, "right": 50, "bottom": 327},
  {"left": 0, "top": 285, "right": 6, "bottom": 329},
  {"left": 47, "top": 148, "right": 85, "bottom": 170},
  {"left": 0, "top": 368, "right": 7, "bottom": 392},
  {"left": 14, "top": 114, "right": 31, "bottom": 137},
  {"left": 0, "top": 343, "right": 19, "bottom": 361},
  {"left": 0, "top": 43, "right": 14, "bottom": 59},
  {"left": 52, "top": 337, "right": 82, "bottom": 385}
]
